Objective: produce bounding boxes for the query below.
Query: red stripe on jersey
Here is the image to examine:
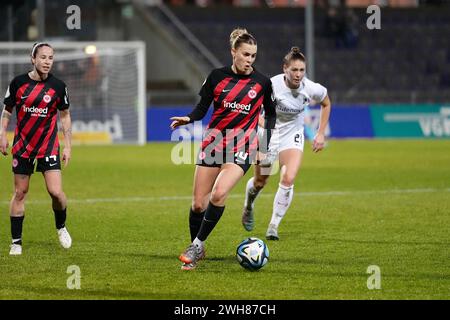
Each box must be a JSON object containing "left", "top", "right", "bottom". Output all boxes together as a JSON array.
[
  {"left": 235, "top": 82, "right": 263, "bottom": 107},
  {"left": 218, "top": 123, "right": 259, "bottom": 154},
  {"left": 248, "top": 130, "right": 258, "bottom": 152},
  {"left": 15, "top": 83, "right": 34, "bottom": 122},
  {"left": 201, "top": 80, "right": 263, "bottom": 152},
  {"left": 216, "top": 82, "right": 263, "bottom": 138},
  {"left": 219, "top": 95, "right": 263, "bottom": 153},
  {"left": 19, "top": 89, "right": 58, "bottom": 158},
  {"left": 37, "top": 111, "right": 58, "bottom": 157},
  {"left": 201, "top": 109, "right": 242, "bottom": 151},
  {"left": 23, "top": 83, "right": 45, "bottom": 108},
  {"left": 15, "top": 83, "right": 30, "bottom": 106},
  {"left": 225, "top": 78, "right": 252, "bottom": 100},
  {"left": 38, "top": 89, "right": 59, "bottom": 158},
  {"left": 208, "top": 78, "right": 252, "bottom": 127},
  {"left": 202, "top": 79, "right": 250, "bottom": 149},
  {"left": 234, "top": 96, "right": 263, "bottom": 152},
  {"left": 24, "top": 109, "right": 54, "bottom": 158},
  {"left": 208, "top": 97, "right": 263, "bottom": 154},
  {"left": 12, "top": 130, "right": 25, "bottom": 155},
  {"left": 13, "top": 116, "right": 40, "bottom": 155},
  {"left": 14, "top": 82, "right": 45, "bottom": 142},
  {"left": 18, "top": 116, "right": 48, "bottom": 158},
  {"left": 221, "top": 78, "right": 251, "bottom": 104},
  {"left": 213, "top": 77, "right": 232, "bottom": 102}
]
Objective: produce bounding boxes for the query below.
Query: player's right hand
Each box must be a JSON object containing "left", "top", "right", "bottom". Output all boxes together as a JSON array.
[
  {"left": 170, "top": 116, "right": 190, "bottom": 130},
  {"left": 62, "top": 147, "right": 71, "bottom": 167},
  {"left": 256, "top": 151, "right": 273, "bottom": 168},
  {"left": 0, "top": 134, "right": 9, "bottom": 156},
  {"left": 312, "top": 133, "right": 325, "bottom": 153}
]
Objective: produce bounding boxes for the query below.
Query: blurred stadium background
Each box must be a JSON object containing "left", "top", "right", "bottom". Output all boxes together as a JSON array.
[
  {"left": 1, "top": 0, "right": 449, "bottom": 143},
  {"left": 0, "top": 0, "right": 449, "bottom": 301}
]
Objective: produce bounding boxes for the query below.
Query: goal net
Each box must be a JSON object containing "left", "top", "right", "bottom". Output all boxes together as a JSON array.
[{"left": 0, "top": 41, "right": 146, "bottom": 145}]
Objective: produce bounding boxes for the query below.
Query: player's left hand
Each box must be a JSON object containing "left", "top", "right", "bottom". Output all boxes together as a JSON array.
[
  {"left": 62, "top": 147, "right": 71, "bottom": 167},
  {"left": 312, "top": 133, "right": 326, "bottom": 153},
  {"left": 256, "top": 151, "right": 267, "bottom": 166},
  {"left": 0, "top": 133, "right": 9, "bottom": 156},
  {"left": 257, "top": 150, "right": 275, "bottom": 168},
  {"left": 170, "top": 116, "right": 190, "bottom": 130}
]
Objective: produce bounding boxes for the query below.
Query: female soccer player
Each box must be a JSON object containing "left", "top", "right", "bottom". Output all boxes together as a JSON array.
[
  {"left": 0, "top": 42, "right": 72, "bottom": 255},
  {"left": 170, "top": 28, "right": 276, "bottom": 270},
  {"left": 242, "top": 47, "right": 331, "bottom": 240}
]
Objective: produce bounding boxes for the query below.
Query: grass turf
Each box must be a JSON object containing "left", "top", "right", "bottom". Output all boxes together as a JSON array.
[{"left": 0, "top": 139, "right": 448, "bottom": 299}]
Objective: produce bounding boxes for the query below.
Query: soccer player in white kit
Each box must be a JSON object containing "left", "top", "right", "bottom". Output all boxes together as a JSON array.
[{"left": 242, "top": 47, "right": 331, "bottom": 240}]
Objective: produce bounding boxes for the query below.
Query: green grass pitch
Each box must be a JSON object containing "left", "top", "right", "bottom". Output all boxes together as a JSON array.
[{"left": 0, "top": 139, "right": 448, "bottom": 299}]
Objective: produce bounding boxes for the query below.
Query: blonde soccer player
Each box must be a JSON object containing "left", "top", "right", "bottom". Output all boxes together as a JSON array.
[{"left": 170, "top": 28, "right": 276, "bottom": 270}]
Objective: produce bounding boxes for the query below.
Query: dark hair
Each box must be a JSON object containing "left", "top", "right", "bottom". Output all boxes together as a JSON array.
[
  {"left": 229, "top": 28, "right": 257, "bottom": 50},
  {"left": 31, "top": 42, "right": 53, "bottom": 58},
  {"left": 283, "top": 47, "right": 306, "bottom": 65}
]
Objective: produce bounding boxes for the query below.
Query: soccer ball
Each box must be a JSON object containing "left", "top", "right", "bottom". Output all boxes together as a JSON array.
[{"left": 236, "top": 237, "right": 269, "bottom": 271}]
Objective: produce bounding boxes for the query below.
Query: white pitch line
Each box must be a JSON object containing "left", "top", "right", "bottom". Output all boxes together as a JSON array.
[{"left": 0, "top": 188, "right": 449, "bottom": 205}]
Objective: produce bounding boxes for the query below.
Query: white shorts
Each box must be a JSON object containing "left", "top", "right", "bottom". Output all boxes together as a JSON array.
[{"left": 258, "top": 125, "right": 304, "bottom": 165}]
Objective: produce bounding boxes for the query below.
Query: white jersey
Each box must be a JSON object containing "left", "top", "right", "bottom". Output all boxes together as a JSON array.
[
  {"left": 258, "top": 74, "right": 327, "bottom": 156},
  {"left": 271, "top": 74, "right": 327, "bottom": 131}
]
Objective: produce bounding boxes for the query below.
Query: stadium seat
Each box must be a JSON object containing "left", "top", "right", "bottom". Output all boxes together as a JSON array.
[{"left": 165, "top": 5, "right": 450, "bottom": 104}]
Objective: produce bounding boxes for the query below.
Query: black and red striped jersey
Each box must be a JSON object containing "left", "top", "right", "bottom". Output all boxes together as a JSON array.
[
  {"left": 188, "top": 66, "right": 276, "bottom": 154},
  {"left": 3, "top": 73, "right": 69, "bottom": 158}
]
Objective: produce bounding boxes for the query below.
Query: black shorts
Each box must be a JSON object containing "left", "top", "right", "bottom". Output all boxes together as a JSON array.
[
  {"left": 196, "top": 150, "right": 253, "bottom": 174},
  {"left": 12, "top": 154, "right": 61, "bottom": 175}
]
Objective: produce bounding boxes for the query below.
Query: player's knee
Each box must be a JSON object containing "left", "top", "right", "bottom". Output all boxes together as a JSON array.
[
  {"left": 254, "top": 176, "right": 268, "bottom": 189},
  {"left": 191, "top": 201, "right": 206, "bottom": 213},
  {"left": 280, "top": 174, "right": 295, "bottom": 187},
  {"left": 13, "top": 188, "right": 28, "bottom": 202},
  {"left": 210, "top": 187, "right": 228, "bottom": 205},
  {"left": 48, "top": 188, "right": 65, "bottom": 201}
]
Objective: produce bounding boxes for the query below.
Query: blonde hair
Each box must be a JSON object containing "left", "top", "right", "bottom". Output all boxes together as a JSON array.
[
  {"left": 229, "top": 27, "right": 257, "bottom": 50},
  {"left": 283, "top": 46, "right": 306, "bottom": 65}
]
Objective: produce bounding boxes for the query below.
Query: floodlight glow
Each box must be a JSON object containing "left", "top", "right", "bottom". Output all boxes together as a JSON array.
[{"left": 84, "top": 45, "right": 97, "bottom": 55}]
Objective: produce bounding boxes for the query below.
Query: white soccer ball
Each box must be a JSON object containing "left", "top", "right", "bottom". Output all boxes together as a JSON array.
[{"left": 236, "top": 237, "right": 269, "bottom": 271}]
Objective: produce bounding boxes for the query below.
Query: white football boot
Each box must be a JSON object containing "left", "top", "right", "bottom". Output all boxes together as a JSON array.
[
  {"left": 57, "top": 227, "right": 72, "bottom": 249},
  {"left": 266, "top": 224, "right": 279, "bottom": 241},
  {"left": 9, "top": 243, "right": 22, "bottom": 255}
]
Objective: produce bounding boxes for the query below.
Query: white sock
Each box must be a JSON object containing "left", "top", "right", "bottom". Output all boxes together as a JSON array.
[
  {"left": 244, "top": 177, "right": 262, "bottom": 210},
  {"left": 270, "top": 183, "right": 294, "bottom": 227},
  {"left": 193, "top": 237, "right": 204, "bottom": 249}
]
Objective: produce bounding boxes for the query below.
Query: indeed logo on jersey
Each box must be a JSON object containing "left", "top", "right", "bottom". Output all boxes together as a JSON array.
[
  {"left": 23, "top": 105, "right": 48, "bottom": 117},
  {"left": 276, "top": 96, "right": 307, "bottom": 115},
  {"left": 223, "top": 100, "right": 251, "bottom": 114},
  {"left": 276, "top": 105, "right": 304, "bottom": 114}
]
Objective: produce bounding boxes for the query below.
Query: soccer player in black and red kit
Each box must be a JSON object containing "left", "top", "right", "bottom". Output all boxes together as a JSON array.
[
  {"left": 0, "top": 43, "right": 72, "bottom": 255},
  {"left": 170, "top": 28, "right": 276, "bottom": 270}
]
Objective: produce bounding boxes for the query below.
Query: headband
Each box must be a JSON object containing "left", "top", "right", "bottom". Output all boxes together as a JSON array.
[{"left": 31, "top": 42, "right": 49, "bottom": 57}]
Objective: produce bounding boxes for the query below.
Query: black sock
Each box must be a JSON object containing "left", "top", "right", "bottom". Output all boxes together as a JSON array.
[
  {"left": 11, "top": 216, "right": 24, "bottom": 245},
  {"left": 189, "top": 208, "right": 205, "bottom": 242},
  {"left": 197, "top": 202, "right": 225, "bottom": 242},
  {"left": 54, "top": 208, "right": 67, "bottom": 229}
]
